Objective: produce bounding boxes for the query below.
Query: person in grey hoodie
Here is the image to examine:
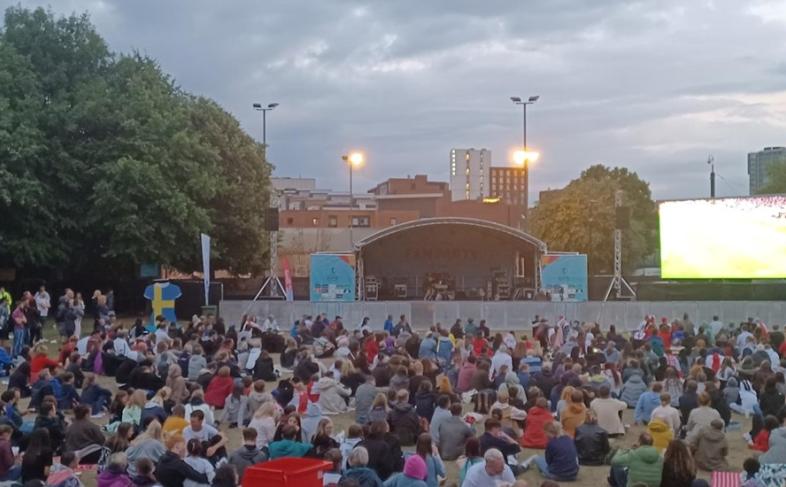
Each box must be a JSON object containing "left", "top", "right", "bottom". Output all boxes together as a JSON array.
[
  {"left": 437, "top": 403, "right": 474, "bottom": 460},
  {"left": 228, "top": 428, "right": 267, "bottom": 482},
  {"left": 723, "top": 377, "right": 740, "bottom": 408},
  {"left": 355, "top": 375, "right": 377, "bottom": 425},
  {"left": 188, "top": 346, "right": 208, "bottom": 382}
]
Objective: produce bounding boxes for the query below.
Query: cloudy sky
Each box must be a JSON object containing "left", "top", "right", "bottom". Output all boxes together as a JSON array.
[{"left": 6, "top": 0, "right": 786, "bottom": 201}]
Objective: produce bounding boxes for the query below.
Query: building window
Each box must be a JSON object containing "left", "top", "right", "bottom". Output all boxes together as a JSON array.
[
  {"left": 390, "top": 217, "right": 398, "bottom": 225},
  {"left": 328, "top": 216, "right": 337, "bottom": 227},
  {"left": 352, "top": 216, "right": 370, "bottom": 227},
  {"left": 311, "top": 217, "right": 319, "bottom": 226}
]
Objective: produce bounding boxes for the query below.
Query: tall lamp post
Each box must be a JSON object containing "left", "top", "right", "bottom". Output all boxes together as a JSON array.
[
  {"left": 510, "top": 95, "right": 539, "bottom": 216},
  {"left": 342, "top": 152, "right": 364, "bottom": 247},
  {"left": 252, "top": 102, "right": 279, "bottom": 158}
]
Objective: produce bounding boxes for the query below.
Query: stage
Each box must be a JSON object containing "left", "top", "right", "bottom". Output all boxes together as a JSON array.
[{"left": 218, "top": 299, "right": 786, "bottom": 332}]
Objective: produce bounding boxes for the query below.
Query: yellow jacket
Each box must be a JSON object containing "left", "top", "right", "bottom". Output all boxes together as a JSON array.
[{"left": 647, "top": 418, "right": 674, "bottom": 452}]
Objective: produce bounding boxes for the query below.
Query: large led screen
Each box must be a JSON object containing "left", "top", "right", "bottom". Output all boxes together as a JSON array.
[{"left": 659, "top": 195, "right": 786, "bottom": 278}]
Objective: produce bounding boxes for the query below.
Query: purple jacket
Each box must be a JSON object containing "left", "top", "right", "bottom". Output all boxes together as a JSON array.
[{"left": 97, "top": 469, "right": 133, "bottom": 487}]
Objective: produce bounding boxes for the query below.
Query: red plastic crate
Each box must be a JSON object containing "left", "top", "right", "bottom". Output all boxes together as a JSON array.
[{"left": 242, "top": 457, "right": 334, "bottom": 487}]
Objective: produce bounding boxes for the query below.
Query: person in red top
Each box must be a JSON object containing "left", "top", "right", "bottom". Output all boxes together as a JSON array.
[
  {"left": 658, "top": 324, "right": 672, "bottom": 351},
  {"left": 30, "top": 344, "right": 59, "bottom": 383},
  {"left": 58, "top": 337, "right": 78, "bottom": 365},
  {"left": 204, "top": 366, "right": 234, "bottom": 409},
  {"left": 750, "top": 415, "right": 779, "bottom": 452},
  {"left": 364, "top": 335, "right": 379, "bottom": 364},
  {"left": 521, "top": 397, "right": 553, "bottom": 449}
]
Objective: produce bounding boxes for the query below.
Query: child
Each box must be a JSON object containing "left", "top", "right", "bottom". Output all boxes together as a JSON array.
[
  {"left": 122, "top": 389, "right": 147, "bottom": 429},
  {"left": 750, "top": 415, "right": 779, "bottom": 452},
  {"left": 45, "top": 450, "right": 81, "bottom": 487},
  {"left": 221, "top": 383, "right": 245, "bottom": 428},
  {"left": 130, "top": 458, "right": 158, "bottom": 487},
  {"left": 742, "top": 457, "right": 764, "bottom": 487},
  {"left": 80, "top": 373, "right": 113, "bottom": 417},
  {"left": 184, "top": 439, "right": 215, "bottom": 487}
]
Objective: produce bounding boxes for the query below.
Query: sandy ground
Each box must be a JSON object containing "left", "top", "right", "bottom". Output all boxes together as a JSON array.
[{"left": 5, "top": 325, "right": 751, "bottom": 487}]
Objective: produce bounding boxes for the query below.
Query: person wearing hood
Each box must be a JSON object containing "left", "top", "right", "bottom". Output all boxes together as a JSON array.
[
  {"left": 97, "top": 452, "right": 133, "bottom": 487},
  {"left": 268, "top": 424, "right": 312, "bottom": 459},
  {"left": 227, "top": 428, "right": 266, "bottom": 482},
  {"left": 521, "top": 397, "right": 553, "bottom": 448},
  {"left": 382, "top": 454, "right": 428, "bottom": 487},
  {"left": 609, "top": 432, "right": 663, "bottom": 487},
  {"left": 340, "top": 446, "right": 383, "bottom": 487},
  {"left": 723, "top": 377, "right": 740, "bottom": 407},
  {"left": 388, "top": 389, "right": 421, "bottom": 446},
  {"left": 689, "top": 419, "right": 729, "bottom": 471},
  {"left": 317, "top": 371, "right": 352, "bottom": 415},
  {"left": 560, "top": 389, "right": 587, "bottom": 438},
  {"left": 575, "top": 411, "right": 611, "bottom": 466},
  {"left": 646, "top": 417, "right": 673, "bottom": 452}
]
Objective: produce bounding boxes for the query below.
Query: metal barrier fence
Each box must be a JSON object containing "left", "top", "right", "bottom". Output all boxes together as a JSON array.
[{"left": 218, "top": 300, "right": 786, "bottom": 331}]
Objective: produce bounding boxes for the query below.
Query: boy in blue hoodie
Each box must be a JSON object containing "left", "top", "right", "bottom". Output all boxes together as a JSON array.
[{"left": 55, "top": 372, "right": 80, "bottom": 412}]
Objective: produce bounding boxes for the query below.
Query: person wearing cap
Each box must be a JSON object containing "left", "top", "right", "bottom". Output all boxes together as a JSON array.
[
  {"left": 462, "top": 448, "right": 515, "bottom": 487},
  {"left": 382, "top": 454, "right": 428, "bottom": 487}
]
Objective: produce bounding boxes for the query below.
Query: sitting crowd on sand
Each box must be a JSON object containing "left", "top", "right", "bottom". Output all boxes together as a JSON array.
[{"left": 1, "top": 288, "right": 786, "bottom": 487}]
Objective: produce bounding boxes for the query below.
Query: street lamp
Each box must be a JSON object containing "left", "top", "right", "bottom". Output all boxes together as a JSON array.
[
  {"left": 510, "top": 95, "right": 539, "bottom": 214},
  {"left": 252, "top": 102, "right": 279, "bottom": 148},
  {"left": 342, "top": 151, "right": 365, "bottom": 247}
]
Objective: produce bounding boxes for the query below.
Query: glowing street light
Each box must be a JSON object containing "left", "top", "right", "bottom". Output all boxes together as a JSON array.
[
  {"left": 342, "top": 151, "right": 366, "bottom": 247},
  {"left": 510, "top": 95, "right": 540, "bottom": 216},
  {"left": 513, "top": 150, "right": 540, "bottom": 167}
]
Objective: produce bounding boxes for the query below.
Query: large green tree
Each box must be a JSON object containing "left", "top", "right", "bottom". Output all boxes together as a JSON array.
[
  {"left": 529, "top": 165, "right": 658, "bottom": 274},
  {"left": 0, "top": 7, "right": 270, "bottom": 277}
]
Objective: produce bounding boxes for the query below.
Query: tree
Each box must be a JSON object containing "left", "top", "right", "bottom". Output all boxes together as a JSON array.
[
  {"left": 0, "top": 7, "right": 270, "bottom": 278},
  {"left": 529, "top": 165, "right": 658, "bottom": 274}
]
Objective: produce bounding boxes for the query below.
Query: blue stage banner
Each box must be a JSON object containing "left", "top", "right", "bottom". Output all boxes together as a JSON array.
[
  {"left": 541, "top": 254, "right": 588, "bottom": 302},
  {"left": 310, "top": 254, "right": 356, "bottom": 302}
]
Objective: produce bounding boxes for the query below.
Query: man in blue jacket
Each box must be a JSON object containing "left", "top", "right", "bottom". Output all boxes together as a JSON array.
[
  {"left": 521, "top": 421, "right": 579, "bottom": 481},
  {"left": 635, "top": 382, "right": 663, "bottom": 425}
]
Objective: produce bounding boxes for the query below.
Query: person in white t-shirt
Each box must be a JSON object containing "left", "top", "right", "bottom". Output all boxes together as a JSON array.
[
  {"left": 34, "top": 286, "right": 51, "bottom": 319},
  {"left": 649, "top": 392, "right": 681, "bottom": 435},
  {"left": 183, "top": 409, "right": 228, "bottom": 460},
  {"left": 463, "top": 448, "right": 516, "bottom": 487}
]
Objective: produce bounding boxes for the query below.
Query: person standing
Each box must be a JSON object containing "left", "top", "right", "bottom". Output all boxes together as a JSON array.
[
  {"left": 11, "top": 300, "right": 27, "bottom": 358},
  {"left": 73, "top": 293, "right": 85, "bottom": 338},
  {"left": 34, "top": 286, "right": 50, "bottom": 329}
]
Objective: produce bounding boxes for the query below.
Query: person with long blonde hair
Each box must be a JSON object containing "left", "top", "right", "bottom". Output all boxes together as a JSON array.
[
  {"left": 368, "top": 393, "right": 389, "bottom": 424},
  {"left": 122, "top": 389, "right": 147, "bottom": 427},
  {"left": 248, "top": 402, "right": 278, "bottom": 449},
  {"left": 126, "top": 419, "right": 166, "bottom": 477}
]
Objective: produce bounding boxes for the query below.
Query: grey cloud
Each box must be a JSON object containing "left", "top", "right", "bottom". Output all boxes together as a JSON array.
[{"left": 2, "top": 0, "right": 784, "bottom": 200}]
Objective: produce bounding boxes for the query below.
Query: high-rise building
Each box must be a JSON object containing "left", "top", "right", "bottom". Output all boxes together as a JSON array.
[
  {"left": 748, "top": 147, "right": 786, "bottom": 195},
  {"left": 449, "top": 148, "right": 491, "bottom": 201},
  {"left": 490, "top": 166, "right": 527, "bottom": 206}
]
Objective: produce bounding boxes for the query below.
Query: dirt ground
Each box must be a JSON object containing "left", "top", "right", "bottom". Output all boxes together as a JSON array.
[{"left": 5, "top": 325, "right": 750, "bottom": 487}]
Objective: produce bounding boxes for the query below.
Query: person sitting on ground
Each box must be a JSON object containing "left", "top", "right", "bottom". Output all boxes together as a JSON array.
[
  {"left": 437, "top": 403, "right": 474, "bottom": 461},
  {"left": 590, "top": 385, "right": 626, "bottom": 436},
  {"left": 649, "top": 392, "right": 681, "bottom": 436},
  {"left": 126, "top": 420, "right": 166, "bottom": 478},
  {"left": 575, "top": 411, "right": 610, "bottom": 466},
  {"left": 521, "top": 422, "right": 579, "bottom": 481},
  {"left": 182, "top": 410, "right": 228, "bottom": 464},
  {"left": 634, "top": 382, "right": 662, "bottom": 425},
  {"left": 268, "top": 424, "right": 313, "bottom": 459},
  {"left": 388, "top": 389, "right": 421, "bottom": 446},
  {"left": 358, "top": 421, "right": 403, "bottom": 481},
  {"left": 130, "top": 458, "right": 158, "bottom": 487},
  {"left": 646, "top": 417, "right": 674, "bottom": 453},
  {"left": 0, "top": 425, "right": 20, "bottom": 482},
  {"left": 478, "top": 418, "right": 521, "bottom": 459},
  {"left": 461, "top": 448, "right": 515, "bottom": 487},
  {"left": 690, "top": 419, "right": 729, "bottom": 471},
  {"left": 660, "top": 439, "right": 709, "bottom": 487},
  {"left": 521, "top": 397, "right": 553, "bottom": 449},
  {"left": 619, "top": 366, "right": 647, "bottom": 408},
  {"left": 97, "top": 452, "right": 133, "bottom": 487},
  {"left": 340, "top": 446, "right": 383, "bottom": 487},
  {"left": 609, "top": 432, "right": 663, "bottom": 487},
  {"left": 45, "top": 450, "right": 81, "bottom": 487},
  {"left": 686, "top": 392, "right": 722, "bottom": 443},
  {"left": 184, "top": 439, "right": 215, "bottom": 487},
  {"left": 162, "top": 404, "right": 189, "bottom": 437},
  {"left": 64, "top": 404, "right": 106, "bottom": 464},
  {"left": 382, "top": 454, "right": 428, "bottom": 487},
  {"left": 560, "top": 389, "right": 587, "bottom": 438},
  {"left": 227, "top": 428, "right": 266, "bottom": 482},
  {"left": 155, "top": 434, "right": 210, "bottom": 487},
  {"left": 750, "top": 415, "right": 779, "bottom": 452}
]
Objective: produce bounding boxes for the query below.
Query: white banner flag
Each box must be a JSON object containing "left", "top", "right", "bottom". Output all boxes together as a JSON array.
[{"left": 200, "top": 233, "right": 211, "bottom": 306}]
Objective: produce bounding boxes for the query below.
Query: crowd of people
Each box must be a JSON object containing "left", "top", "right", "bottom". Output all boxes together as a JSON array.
[{"left": 1, "top": 286, "right": 786, "bottom": 487}]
